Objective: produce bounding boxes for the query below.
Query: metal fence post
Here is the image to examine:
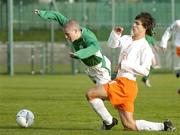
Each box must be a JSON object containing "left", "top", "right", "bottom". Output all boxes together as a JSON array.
[{"left": 7, "top": 0, "right": 14, "bottom": 76}]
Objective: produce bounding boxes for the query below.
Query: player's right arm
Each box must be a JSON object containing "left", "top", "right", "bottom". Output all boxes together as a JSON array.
[
  {"left": 108, "top": 27, "right": 123, "bottom": 48},
  {"left": 34, "top": 9, "right": 69, "bottom": 27}
]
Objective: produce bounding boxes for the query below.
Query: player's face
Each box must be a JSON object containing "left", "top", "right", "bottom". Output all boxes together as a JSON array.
[
  {"left": 132, "top": 20, "right": 146, "bottom": 36},
  {"left": 64, "top": 29, "right": 78, "bottom": 42}
]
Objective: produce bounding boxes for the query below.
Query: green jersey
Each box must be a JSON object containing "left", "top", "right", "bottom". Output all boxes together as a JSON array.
[
  {"left": 39, "top": 10, "right": 103, "bottom": 67},
  {"left": 145, "top": 35, "right": 156, "bottom": 47}
]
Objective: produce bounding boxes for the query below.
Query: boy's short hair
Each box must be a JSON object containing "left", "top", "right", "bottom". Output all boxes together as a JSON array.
[
  {"left": 63, "top": 20, "right": 81, "bottom": 32},
  {"left": 135, "top": 12, "right": 155, "bottom": 36}
]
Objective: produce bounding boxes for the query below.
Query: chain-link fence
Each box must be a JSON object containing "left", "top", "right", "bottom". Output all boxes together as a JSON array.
[{"left": 0, "top": 0, "right": 180, "bottom": 74}]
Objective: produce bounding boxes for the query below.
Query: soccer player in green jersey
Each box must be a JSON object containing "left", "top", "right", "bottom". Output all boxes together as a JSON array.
[
  {"left": 34, "top": 9, "right": 116, "bottom": 127},
  {"left": 34, "top": 9, "right": 111, "bottom": 85}
]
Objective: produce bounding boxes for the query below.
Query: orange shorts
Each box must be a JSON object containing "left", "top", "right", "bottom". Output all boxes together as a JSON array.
[
  {"left": 103, "top": 77, "right": 138, "bottom": 112},
  {"left": 176, "top": 47, "right": 180, "bottom": 57}
]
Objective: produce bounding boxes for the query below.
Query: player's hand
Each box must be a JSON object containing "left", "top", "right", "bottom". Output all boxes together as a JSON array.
[
  {"left": 114, "top": 26, "right": 124, "bottom": 35},
  {"left": 69, "top": 52, "right": 76, "bottom": 58},
  {"left": 153, "top": 46, "right": 159, "bottom": 52},
  {"left": 118, "top": 52, "right": 127, "bottom": 69},
  {"left": 159, "top": 47, "right": 166, "bottom": 53},
  {"left": 122, "top": 51, "right": 128, "bottom": 60},
  {"left": 113, "top": 67, "right": 118, "bottom": 73},
  {"left": 118, "top": 62, "right": 122, "bottom": 70},
  {"left": 34, "top": 9, "right": 40, "bottom": 15}
]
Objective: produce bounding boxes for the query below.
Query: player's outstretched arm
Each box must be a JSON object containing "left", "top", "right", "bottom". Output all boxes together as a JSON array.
[
  {"left": 159, "top": 46, "right": 166, "bottom": 53},
  {"left": 34, "top": 9, "right": 40, "bottom": 15},
  {"left": 34, "top": 9, "right": 69, "bottom": 26}
]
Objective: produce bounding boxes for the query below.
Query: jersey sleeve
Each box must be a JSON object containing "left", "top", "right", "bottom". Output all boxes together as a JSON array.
[
  {"left": 74, "top": 39, "right": 100, "bottom": 59},
  {"left": 160, "top": 21, "right": 176, "bottom": 48},
  {"left": 108, "top": 30, "right": 122, "bottom": 48},
  {"left": 39, "top": 10, "right": 69, "bottom": 27}
]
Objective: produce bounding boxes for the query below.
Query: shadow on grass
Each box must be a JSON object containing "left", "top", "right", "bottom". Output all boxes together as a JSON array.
[
  {"left": 0, "top": 125, "right": 123, "bottom": 132},
  {"left": 0, "top": 125, "right": 96, "bottom": 131}
]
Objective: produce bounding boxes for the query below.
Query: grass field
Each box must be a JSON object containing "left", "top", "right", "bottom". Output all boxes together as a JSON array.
[{"left": 0, "top": 74, "right": 179, "bottom": 135}]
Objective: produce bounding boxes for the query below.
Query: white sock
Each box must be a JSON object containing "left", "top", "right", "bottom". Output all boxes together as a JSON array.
[
  {"left": 136, "top": 120, "right": 164, "bottom": 131},
  {"left": 90, "top": 98, "right": 113, "bottom": 125}
]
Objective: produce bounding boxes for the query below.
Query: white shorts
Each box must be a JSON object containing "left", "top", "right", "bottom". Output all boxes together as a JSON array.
[{"left": 85, "top": 56, "right": 111, "bottom": 85}]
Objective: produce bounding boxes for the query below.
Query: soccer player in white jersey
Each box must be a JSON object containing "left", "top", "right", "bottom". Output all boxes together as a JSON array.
[
  {"left": 160, "top": 20, "right": 180, "bottom": 78},
  {"left": 86, "top": 12, "right": 176, "bottom": 131}
]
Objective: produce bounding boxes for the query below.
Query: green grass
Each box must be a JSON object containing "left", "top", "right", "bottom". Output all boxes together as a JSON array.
[
  {"left": 0, "top": 74, "right": 179, "bottom": 135},
  {"left": 0, "top": 64, "right": 72, "bottom": 75}
]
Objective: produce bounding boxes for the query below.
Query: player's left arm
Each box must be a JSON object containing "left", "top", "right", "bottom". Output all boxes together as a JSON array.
[
  {"left": 73, "top": 42, "right": 100, "bottom": 59},
  {"left": 34, "top": 9, "right": 69, "bottom": 27}
]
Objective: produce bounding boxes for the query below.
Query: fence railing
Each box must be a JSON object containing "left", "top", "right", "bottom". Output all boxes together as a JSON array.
[{"left": 0, "top": 41, "right": 177, "bottom": 74}]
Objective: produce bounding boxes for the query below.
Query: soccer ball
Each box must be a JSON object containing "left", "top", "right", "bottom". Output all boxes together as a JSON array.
[{"left": 16, "top": 109, "right": 34, "bottom": 128}]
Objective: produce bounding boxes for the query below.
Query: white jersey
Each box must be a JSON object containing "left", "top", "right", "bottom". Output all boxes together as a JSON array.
[
  {"left": 160, "top": 20, "right": 180, "bottom": 48},
  {"left": 108, "top": 30, "right": 154, "bottom": 81}
]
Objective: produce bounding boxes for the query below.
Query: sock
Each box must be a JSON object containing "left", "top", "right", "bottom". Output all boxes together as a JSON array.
[
  {"left": 136, "top": 120, "right": 164, "bottom": 131},
  {"left": 90, "top": 98, "right": 113, "bottom": 125}
]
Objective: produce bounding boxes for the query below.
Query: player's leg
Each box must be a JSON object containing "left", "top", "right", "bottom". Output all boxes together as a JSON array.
[
  {"left": 116, "top": 92, "right": 137, "bottom": 131},
  {"left": 118, "top": 109, "right": 175, "bottom": 131},
  {"left": 118, "top": 109, "right": 137, "bottom": 130},
  {"left": 175, "top": 69, "right": 180, "bottom": 78},
  {"left": 136, "top": 119, "right": 176, "bottom": 131},
  {"left": 116, "top": 77, "right": 176, "bottom": 132},
  {"left": 86, "top": 85, "right": 108, "bottom": 101},
  {"left": 86, "top": 85, "right": 117, "bottom": 129}
]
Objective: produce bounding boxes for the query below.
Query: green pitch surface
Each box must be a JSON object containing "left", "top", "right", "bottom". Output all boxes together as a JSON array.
[{"left": 0, "top": 74, "right": 179, "bottom": 135}]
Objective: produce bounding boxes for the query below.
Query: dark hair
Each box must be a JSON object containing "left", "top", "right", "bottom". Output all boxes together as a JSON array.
[{"left": 135, "top": 12, "right": 155, "bottom": 36}]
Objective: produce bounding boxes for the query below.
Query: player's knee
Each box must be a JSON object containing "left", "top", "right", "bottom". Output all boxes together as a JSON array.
[
  {"left": 122, "top": 121, "right": 137, "bottom": 131},
  {"left": 85, "top": 88, "right": 95, "bottom": 100}
]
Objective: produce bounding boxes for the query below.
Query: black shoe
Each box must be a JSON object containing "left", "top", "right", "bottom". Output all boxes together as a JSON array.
[
  {"left": 163, "top": 119, "right": 176, "bottom": 132},
  {"left": 101, "top": 118, "right": 118, "bottom": 130},
  {"left": 176, "top": 72, "right": 180, "bottom": 78},
  {"left": 142, "top": 78, "right": 146, "bottom": 83}
]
